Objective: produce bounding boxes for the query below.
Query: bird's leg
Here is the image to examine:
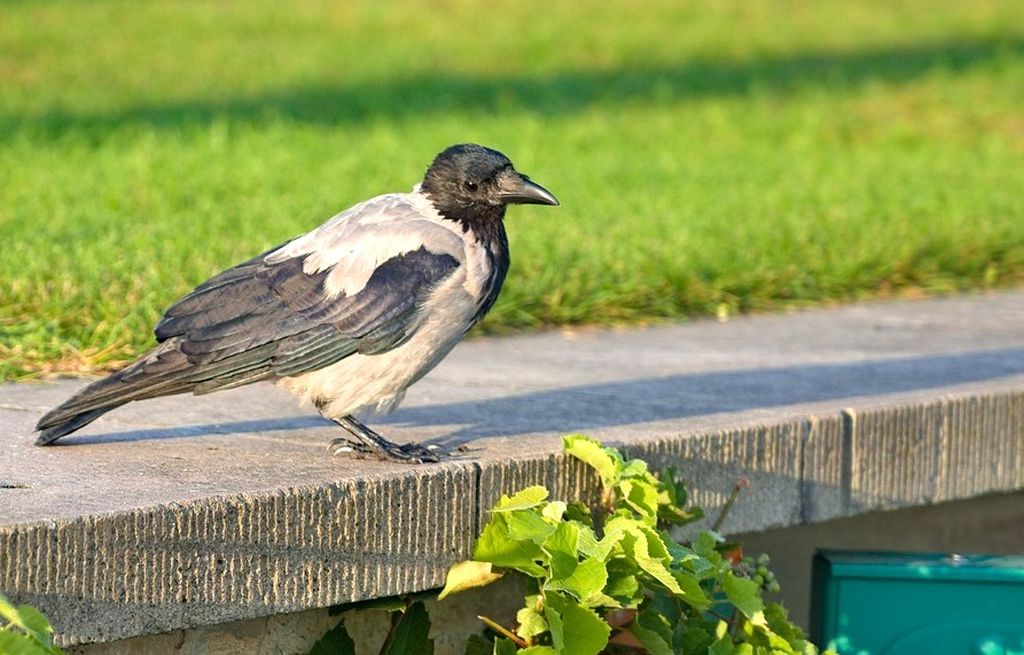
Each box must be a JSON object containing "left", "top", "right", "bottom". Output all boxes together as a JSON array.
[{"left": 327, "top": 414, "right": 443, "bottom": 464}]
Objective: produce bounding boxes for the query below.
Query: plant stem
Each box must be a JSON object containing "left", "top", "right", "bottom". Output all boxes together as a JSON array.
[
  {"left": 477, "top": 615, "right": 528, "bottom": 648},
  {"left": 712, "top": 479, "right": 749, "bottom": 532},
  {"left": 377, "top": 610, "right": 403, "bottom": 655}
]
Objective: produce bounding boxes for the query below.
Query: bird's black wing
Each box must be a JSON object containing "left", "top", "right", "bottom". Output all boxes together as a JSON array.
[
  {"left": 36, "top": 245, "right": 460, "bottom": 432},
  {"left": 151, "top": 245, "right": 460, "bottom": 390}
]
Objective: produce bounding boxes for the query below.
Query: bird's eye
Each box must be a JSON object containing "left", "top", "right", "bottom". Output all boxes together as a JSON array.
[{"left": 464, "top": 181, "right": 478, "bottom": 192}]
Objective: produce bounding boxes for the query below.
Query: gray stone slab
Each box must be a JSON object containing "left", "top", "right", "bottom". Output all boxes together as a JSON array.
[
  {"left": 939, "top": 390, "right": 1024, "bottom": 502},
  {"left": 846, "top": 399, "right": 944, "bottom": 511},
  {"left": 2, "top": 290, "right": 1024, "bottom": 646},
  {"left": 476, "top": 452, "right": 603, "bottom": 530},
  {"left": 800, "top": 412, "right": 849, "bottom": 523},
  {"left": 3, "top": 464, "right": 476, "bottom": 645},
  {"left": 619, "top": 420, "right": 805, "bottom": 534}
]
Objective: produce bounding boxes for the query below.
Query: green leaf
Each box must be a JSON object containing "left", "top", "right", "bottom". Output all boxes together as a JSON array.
[
  {"left": 493, "top": 486, "right": 550, "bottom": 512},
  {"left": 493, "top": 638, "right": 518, "bottom": 655},
  {"left": 0, "top": 594, "right": 18, "bottom": 622},
  {"left": 516, "top": 601, "right": 549, "bottom": 641},
  {"left": 670, "top": 569, "right": 713, "bottom": 610},
  {"left": 656, "top": 467, "right": 704, "bottom": 525},
  {"left": 563, "top": 435, "right": 621, "bottom": 487},
  {"left": 9, "top": 606, "right": 52, "bottom": 647},
  {"left": 763, "top": 603, "right": 806, "bottom": 643},
  {"left": 439, "top": 561, "right": 504, "bottom": 600},
  {"left": 382, "top": 601, "right": 433, "bottom": 655},
  {"left": 618, "top": 479, "right": 660, "bottom": 524},
  {"left": 542, "top": 501, "right": 567, "bottom": 523},
  {"left": 647, "top": 589, "right": 682, "bottom": 626},
  {"left": 543, "top": 591, "right": 611, "bottom": 655},
  {"left": 474, "top": 517, "right": 547, "bottom": 577},
  {"left": 618, "top": 460, "right": 652, "bottom": 485},
  {"left": 506, "top": 509, "right": 557, "bottom": 544},
  {"left": 0, "top": 630, "right": 56, "bottom": 655},
  {"left": 542, "top": 522, "right": 580, "bottom": 580},
  {"left": 743, "top": 603, "right": 813, "bottom": 654},
  {"left": 675, "top": 615, "right": 717, "bottom": 653},
  {"left": 547, "top": 557, "right": 608, "bottom": 602},
  {"left": 577, "top": 526, "right": 622, "bottom": 561},
  {"left": 693, "top": 531, "right": 722, "bottom": 558},
  {"left": 709, "top": 620, "right": 736, "bottom": 655},
  {"left": 628, "top": 609, "right": 674, "bottom": 655},
  {"left": 637, "top": 522, "right": 670, "bottom": 559},
  {"left": 665, "top": 540, "right": 717, "bottom": 579},
  {"left": 543, "top": 605, "right": 563, "bottom": 650},
  {"left": 611, "top": 520, "right": 682, "bottom": 595},
  {"left": 0, "top": 596, "right": 55, "bottom": 649},
  {"left": 753, "top": 617, "right": 798, "bottom": 653},
  {"left": 0, "top": 594, "right": 60, "bottom": 654},
  {"left": 658, "top": 501, "right": 705, "bottom": 526},
  {"left": 564, "top": 502, "right": 593, "bottom": 526},
  {"left": 519, "top": 647, "right": 558, "bottom": 655},
  {"left": 464, "top": 633, "right": 493, "bottom": 655},
  {"left": 604, "top": 569, "right": 642, "bottom": 608},
  {"left": 661, "top": 467, "right": 685, "bottom": 504},
  {"left": 515, "top": 595, "right": 548, "bottom": 642},
  {"left": 722, "top": 572, "right": 765, "bottom": 619},
  {"left": 308, "top": 621, "right": 356, "bottom": 655},
  {"left": 581, "top": 592, "right": 621, "bottom": 609}
]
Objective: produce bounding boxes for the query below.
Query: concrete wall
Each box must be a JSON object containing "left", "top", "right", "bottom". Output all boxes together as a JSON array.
[
  {"left": 73, "top": 493, "right": 1024, "bottom": 654},
  {"left": 71, "top": 577, "right": 527, "bottom": 655}
]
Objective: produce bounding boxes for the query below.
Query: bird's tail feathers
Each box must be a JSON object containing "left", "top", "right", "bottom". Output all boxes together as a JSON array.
[
  {"left": 34, "top": 343, "right": 195, "bottom": 445},
  {"left": 35, "top": 403, "right": 126, "bottom": 445}
]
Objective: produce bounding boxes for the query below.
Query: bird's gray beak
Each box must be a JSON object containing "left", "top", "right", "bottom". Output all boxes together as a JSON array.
[{"left": 498, "top": 172, "right": 560, "bottom": 206}]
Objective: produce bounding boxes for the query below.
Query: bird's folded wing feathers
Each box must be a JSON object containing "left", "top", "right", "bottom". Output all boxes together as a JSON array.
[
  {"left": 148, "top": 203, "right": 464, "bottom": 391},
  {"left": 36, "top": 197, "right": 466, "bottom": 427}
]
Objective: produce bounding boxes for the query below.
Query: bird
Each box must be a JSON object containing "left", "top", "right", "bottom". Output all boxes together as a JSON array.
[{"left": 34, "top": 144, "right": 559, "bottom": 463}]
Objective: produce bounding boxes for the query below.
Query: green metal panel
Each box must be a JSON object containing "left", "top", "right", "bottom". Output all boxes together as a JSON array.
[{"left": 811, "top": 551, "right": 1024, "bottom": 655}]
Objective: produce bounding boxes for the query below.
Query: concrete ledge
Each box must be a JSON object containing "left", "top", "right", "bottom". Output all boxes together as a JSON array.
[
  {"left": 3, "top": 467, "right": 475, "bottom": 645},
  {"left": 2, "top": 291, "right": 1024, "bottom": 646}
]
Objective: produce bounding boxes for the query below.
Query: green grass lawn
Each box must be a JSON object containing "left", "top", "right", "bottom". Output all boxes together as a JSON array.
[{"left": 1, "top": 1, "right": 1022, "bottom": 380}]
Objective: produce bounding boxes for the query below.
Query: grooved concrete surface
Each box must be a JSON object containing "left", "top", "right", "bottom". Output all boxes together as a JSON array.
[{"left": 2, "top": 291, "right": 1024, "bottom": 646}]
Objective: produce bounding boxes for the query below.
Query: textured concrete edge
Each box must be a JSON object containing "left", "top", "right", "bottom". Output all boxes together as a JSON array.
[
  {"left": 1, "top": 464, "right": 479, "bottom": 646},
  {"left": 477, "top": 388, "right": 1024, "bottom": 543},
  {"left": 3, "top": 386, "right": 1023, "bottom": 647}
]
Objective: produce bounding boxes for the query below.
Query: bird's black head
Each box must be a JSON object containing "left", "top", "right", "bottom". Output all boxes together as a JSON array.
[{"left": 420, "top": 144, "right": 558, "bottom": 230}]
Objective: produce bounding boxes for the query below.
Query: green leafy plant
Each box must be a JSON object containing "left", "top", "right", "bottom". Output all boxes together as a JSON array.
[
  {"left": 308, "top": 598, "right": 434, "bottom": 655},
  {"left": 440, "top": 436, "right": 832, "bottom": 655},
  {"left": 0, "top": 593, "right": 63, "bottom": 655}
]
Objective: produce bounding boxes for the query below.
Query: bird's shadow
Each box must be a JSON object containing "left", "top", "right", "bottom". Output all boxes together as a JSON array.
[
  {"left": 61, "top": 416, "right": 333, "bottom": 446},
  {"left": 57, "top": 348, "right": 1024, "bottom": 446}
]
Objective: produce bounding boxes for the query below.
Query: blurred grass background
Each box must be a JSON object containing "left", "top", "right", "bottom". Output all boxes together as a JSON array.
[{"left": 1, "top": 0, "right": 1023, "bottom": 380}]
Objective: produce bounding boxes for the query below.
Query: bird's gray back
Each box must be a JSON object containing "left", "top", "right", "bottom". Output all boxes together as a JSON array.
[{"left": 147, "top": 192, "right": 472, "bottom": 395}]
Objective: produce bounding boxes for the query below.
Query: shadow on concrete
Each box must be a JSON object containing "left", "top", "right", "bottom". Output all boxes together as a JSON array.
[
  {"left": 57, "top": 415, "right": 332, "bottom": 445},
  {"left": 385, "top": 347, "right": 1024, "bottom": 448},
  {"left": 56, "top": 347, "right": 1024, "bottom": 445},
  {"left": 5, "top": 36, "right": 1019, "bottom": 137}
]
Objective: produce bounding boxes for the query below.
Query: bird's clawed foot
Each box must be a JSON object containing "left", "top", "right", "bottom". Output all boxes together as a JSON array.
[
  {"left": 327, "top": 415, "right": 445, "bottom": 464},
  {"left": 328, "top": 437, "right": 443, "bottom": 463}
]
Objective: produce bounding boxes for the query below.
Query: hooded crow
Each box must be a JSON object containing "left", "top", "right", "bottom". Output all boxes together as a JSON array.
[{"left": 34, "top": 144, "right": 558, "bottom": 462}]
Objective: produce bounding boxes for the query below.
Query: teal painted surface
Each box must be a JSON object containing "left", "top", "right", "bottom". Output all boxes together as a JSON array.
[{"left": 811, "top": 551, "right": 1024, "bottom": 655}]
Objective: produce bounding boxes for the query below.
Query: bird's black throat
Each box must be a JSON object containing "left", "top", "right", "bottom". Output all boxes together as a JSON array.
[
  {"left": 426, "top": 194, "right": 508, "bottom": 241},
  {"left": 420, "top": 190, "right": 511, "bottom": 327}
]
